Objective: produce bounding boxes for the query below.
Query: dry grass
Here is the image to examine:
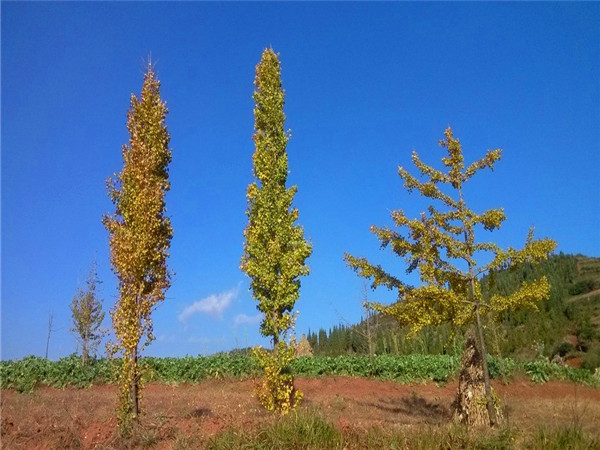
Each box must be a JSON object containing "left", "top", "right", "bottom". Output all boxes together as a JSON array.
[{"left": 1, "top": 377, "right": 599, "bottom": 449}]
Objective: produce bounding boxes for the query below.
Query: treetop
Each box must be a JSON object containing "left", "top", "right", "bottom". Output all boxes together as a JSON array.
[{"left": 345, "top": 127, "right": 557, "bottom": 335}]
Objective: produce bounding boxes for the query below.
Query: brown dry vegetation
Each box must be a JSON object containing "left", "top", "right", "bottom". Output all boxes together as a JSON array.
[{"left": 1, "top": 377, "right": 599, "bottom": 449}]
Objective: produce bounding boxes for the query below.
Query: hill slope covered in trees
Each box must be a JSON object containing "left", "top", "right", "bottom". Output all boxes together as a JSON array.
[{"left": 306, "top": 254, "right": 600, "bottom": 371}]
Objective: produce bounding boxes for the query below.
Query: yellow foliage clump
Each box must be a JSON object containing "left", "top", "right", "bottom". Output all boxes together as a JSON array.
[
  {"left": 345, "top": 127, "right": 556, "bottom": 427},
  {"left": 241, "top": 49, "right": 311, "bottom": 414},
  {"left": 345, "top": 127, "right": 556, "bottom": 336},
  {"left": 103, "top": 63, "right": 172, "bottom": 432},
  {"left": 253, "top": 341, "right": 302, "bottom": 415}
]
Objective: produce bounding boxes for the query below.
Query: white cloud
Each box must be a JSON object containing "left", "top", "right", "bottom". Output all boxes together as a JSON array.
[
  {"left": 233, "top": 313, "right": 263, "bottom": 327},
  {"left": 178, "top": 287, "right": 239, "bottom": 323},
  {"left": 157, "top": 334, "right": 176, "bottom": 343}
]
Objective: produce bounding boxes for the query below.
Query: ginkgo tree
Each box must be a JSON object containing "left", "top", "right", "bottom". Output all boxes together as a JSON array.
[
  {"left": 241, "top": 48, "right": 312, "bottom": 414},
  {"left": 345, "top": 127, "right": 556, "bottom": 427},
  {"left": 103, "top": 63, "right": 173, "bottom": 431},
  {"left": 70, "top": 260, "right": 105, "bottom": 365}
]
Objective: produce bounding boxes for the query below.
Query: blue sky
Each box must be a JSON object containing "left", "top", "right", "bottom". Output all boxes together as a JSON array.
[{"left": 2, "top": 2, "right": 598, "bottom": 361}]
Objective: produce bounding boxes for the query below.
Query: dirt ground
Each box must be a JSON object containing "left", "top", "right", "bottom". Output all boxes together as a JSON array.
[{"left": 2, "top": 377, "right": 599, "bottom": 449}]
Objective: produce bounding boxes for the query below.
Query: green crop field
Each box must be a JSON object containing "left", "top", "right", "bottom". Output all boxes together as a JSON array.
[{"left": 2, "top": 354, "right": 598, "bottom": 394}]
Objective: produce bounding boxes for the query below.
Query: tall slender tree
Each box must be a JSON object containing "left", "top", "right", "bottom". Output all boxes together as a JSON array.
[
  {"left": 103, "top": 63, "right": 172, "bottom": 430},
  {"left": 241, "top": 48, "right": 312, "bottom": 414},
  {"left": 345, "top": 127, "right": 556, "bottom": 426},
  {"left": 70, "top": 260, "right": 105, "bottom": 365}
]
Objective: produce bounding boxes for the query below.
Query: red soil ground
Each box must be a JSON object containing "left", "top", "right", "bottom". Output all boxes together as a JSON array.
[{"left": 2, "top": 377, "right": 599, "bottom": 449}]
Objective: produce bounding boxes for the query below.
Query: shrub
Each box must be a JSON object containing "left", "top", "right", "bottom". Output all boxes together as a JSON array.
[
  {"left": 553, "top": 341, "right": 575, "bottom": 358},
  {"left": 581, "top": 346, "right": 600, "bottom": 371},
  {"left": 568, "top": 279, "right": 598, "bottom": 296}
]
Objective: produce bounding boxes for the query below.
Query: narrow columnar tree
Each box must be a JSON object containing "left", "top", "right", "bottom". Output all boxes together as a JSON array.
[
  {"left": 70, "top": 260, "right": 105, "bottom": 365},
  {"left": 345, "top": 128, "right": 556, "bottom": 427},
  {"left": 241, "top": 48, "right": 312, "bottom": 414},
  {"left": 103, "top": 63, "right": 172, "bottom": 429}
]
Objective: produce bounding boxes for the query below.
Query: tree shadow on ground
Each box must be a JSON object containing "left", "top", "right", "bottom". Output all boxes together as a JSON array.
[
  {"left": 189, "top": 407, "right": 212, "bottom": 418},
  {"left": 361, "top": 392, "right": 451, "bottom": 424}
]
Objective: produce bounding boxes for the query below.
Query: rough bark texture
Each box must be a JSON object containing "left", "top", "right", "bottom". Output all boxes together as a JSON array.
[{"left": 454, "top": 329, "right": 504, "bottom": 427}]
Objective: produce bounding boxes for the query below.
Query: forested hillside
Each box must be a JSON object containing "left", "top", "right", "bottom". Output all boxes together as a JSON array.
[{"left": 306, "top": 254, "right": 600, "bottom": 370}]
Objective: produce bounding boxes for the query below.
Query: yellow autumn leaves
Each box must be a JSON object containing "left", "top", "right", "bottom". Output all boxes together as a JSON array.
[
  {"left": 104, "top": 50, "right": 557, "bottom": 425},
  {"left": 345, "top": 127, "right": 557, "bottom": 338},
  {"left": 241, "top": 49, "right": 312, "bottom": 414},
  {"left": 103, "top": 64, "right": 173, "bottom": 430}
]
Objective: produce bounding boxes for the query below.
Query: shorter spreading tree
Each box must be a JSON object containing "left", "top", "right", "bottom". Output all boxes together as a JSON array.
[
  {"left": 345, "top": 127, "right": 556, "bottom": 427},
  {"left": 70, "top": 261, "right": 105, "bottom": 365}
]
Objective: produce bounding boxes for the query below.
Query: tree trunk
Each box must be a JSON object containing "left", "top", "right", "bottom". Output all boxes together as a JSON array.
[
  {"left": 465, "top": 261, "right": 499, "bottom": 427},
  {"left": 454, "top": 328, "right": 503, "bottom": 427},
  {"left": 45, "top": 313, "right": 53, "bottom": 359},
  {"left": 82, "top": 329, "right": 89, "bottom": 365},
  {"left": 366, "top": 304, "right": 373, "bottom": 366},
  {"left": 475, "top": 305, "right": 497, "bottom": 426},
  {"left": 132, "top": 346, "right": 139, "bottom": 419},
  {"left": 82, "top": 342, "right": 88, "bottom": 366}
]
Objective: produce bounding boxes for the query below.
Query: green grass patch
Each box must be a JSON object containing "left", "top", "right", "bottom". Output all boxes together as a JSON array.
[{"left": 200, "top": 411, "right": 599, "bottom": 450}]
